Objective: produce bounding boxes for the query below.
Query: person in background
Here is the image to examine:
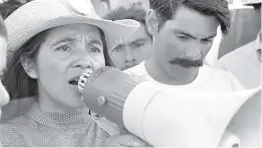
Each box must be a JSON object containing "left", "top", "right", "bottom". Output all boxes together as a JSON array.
[
  {"left": 216, "top": 2, "right": 261, "bottom": 147},
  {"left": 218, "top": 0, "right": 261, "bottom": 58},
  {"left": 108, "top": 0, "right": 149, "bottom": 11},
  {"left": 0, "top": 0, "right": 147, "bottom": 147},
  {"left": 217, "top": 2, "right": 261, "bottom": 89},
  {"left": 104, "top": 6, "right": 152, "bottom": 70},
  {"left": 91, "top": 0, "right": 110, "bottom": 17},
  {"left": 127, "top": 0, "right": 150, "bottom": 10},
  {"left": 0, "top": 15, "right": 9, "bottom": 122},
  {"left": 0, "top": 0, "right": 28, "bottom": 18}
]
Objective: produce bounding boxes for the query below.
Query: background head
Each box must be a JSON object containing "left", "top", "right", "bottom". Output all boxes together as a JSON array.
[{"left": 104, "top": 6, "right": 152, "bottom": 70}]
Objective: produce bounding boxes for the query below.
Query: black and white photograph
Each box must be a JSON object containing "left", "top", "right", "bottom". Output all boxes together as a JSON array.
[{"left": 0, "top": 0, "right": 261, "bottom": 147}]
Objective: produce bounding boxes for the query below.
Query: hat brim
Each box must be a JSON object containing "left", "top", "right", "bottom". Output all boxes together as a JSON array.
[{"left": 6, "top": 13, "right": 140, "bottom": 55}]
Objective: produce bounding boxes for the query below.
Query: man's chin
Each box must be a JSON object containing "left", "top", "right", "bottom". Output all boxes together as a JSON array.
[{"left": 121, "top": 65, "right": 136, "bottom": 71}]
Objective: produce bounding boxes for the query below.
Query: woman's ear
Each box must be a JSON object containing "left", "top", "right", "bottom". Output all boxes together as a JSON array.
[
  {"left": 20, "top": 56, "right": 38, "bottom": 79},
  {"left": 145, "top": 9, "right": 159, "bottom": 36}
]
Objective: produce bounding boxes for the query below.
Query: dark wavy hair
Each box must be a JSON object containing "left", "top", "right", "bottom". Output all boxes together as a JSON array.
[
  {"left": 149, "top": 0, "right": 231, "bottom": 34},
  {"left": 2, "top": 27, "right": 113, "bottom": 100}
]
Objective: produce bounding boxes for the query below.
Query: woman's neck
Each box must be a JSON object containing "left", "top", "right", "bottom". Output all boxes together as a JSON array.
[{"left": 37, "top": 88, "right": 85, "bottom": 113}]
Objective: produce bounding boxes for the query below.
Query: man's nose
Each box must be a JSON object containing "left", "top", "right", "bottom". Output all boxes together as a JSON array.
[
  {"left": 125, "top": 48, "right": 136, "bottom": 63},
  {"left": 187, "top": 43, "right": 206, "bottom": 59}
]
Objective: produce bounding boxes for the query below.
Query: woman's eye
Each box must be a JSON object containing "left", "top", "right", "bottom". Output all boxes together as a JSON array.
[
  {"left": 89, "top": 47, "right": 101, "bottom": 53},
  {"left": 55, "top": 45, "right": 72, "bottom": 51}
]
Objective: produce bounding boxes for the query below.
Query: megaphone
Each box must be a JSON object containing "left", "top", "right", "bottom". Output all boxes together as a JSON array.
[{"left": 78, "top": 67, "right": 261, "bottom": 147}]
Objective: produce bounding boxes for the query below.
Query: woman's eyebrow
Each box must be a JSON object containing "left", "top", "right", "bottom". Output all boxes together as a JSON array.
[{"left": 52, "top": 37, "right": 77, "bottom": 46}]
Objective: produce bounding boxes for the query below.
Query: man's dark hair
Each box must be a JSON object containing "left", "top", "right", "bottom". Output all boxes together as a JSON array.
[
  {"left": 104, "top": 6, "right": 151, "bottom": 38},
  {"left": 149, "top": 0, "right": 230, "bottom": 34},
  {"left": 253, "top": 3, "right": 261, "bottom": 10}
]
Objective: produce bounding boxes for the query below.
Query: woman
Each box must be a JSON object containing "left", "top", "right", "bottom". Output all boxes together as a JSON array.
[{"left": 0, "top": 0, "right": 146, "bottom": 147}]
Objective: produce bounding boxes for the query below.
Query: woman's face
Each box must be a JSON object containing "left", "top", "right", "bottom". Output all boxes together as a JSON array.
[{"left": 26, "top": 24, "right": 105, "bottom": 111}]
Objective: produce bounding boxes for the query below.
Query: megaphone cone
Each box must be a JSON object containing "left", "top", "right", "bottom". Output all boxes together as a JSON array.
[{"left": 123, "top": 82, "right": 261, "bottom": 147}]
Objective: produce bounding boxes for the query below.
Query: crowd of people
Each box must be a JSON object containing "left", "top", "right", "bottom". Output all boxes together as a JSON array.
[{"left": 0, "top": 0, "right": 261, "bottom": 147}]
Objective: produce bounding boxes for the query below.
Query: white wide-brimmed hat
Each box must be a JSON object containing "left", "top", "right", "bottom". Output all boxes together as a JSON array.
[{"left": 5, "top": 0, "right": 140, "bottom": 56}]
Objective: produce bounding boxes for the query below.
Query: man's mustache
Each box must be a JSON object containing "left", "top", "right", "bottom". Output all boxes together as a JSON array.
[{"left": 169, "top": 58, "right": 203, "bottom": 68}]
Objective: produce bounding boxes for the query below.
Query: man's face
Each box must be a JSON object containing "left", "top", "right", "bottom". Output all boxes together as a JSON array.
[
  {"left": 27, "top": 24, "right": 105, "bottom": 109},
  {"left": 110, "top": 24, "right": 152, "bottom": 70},
  {"left": 148, "top": 5, "right": 219, "bottom": 75},
  {"left": 0, "top": 36, "right": 10, "bottom": 116},
  {"left": 109, "top": 0, "right": 149, "bottom": 10},
  {"left": 128, "top": 0, "right": 150, "bottom": 10}
]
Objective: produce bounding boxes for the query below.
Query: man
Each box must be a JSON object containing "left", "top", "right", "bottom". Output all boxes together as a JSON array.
[
  {"left": 216, "top": 2, "right": 261, "bottom": 147},
  {"left": 126, "top": 0, "right": 242, "bottom": 91},
  {"left": 0, "top": 15, "right": 9, "bottom": 119},
  {"left": 104, "top": 6, "right": 152, "bottom": 70}
]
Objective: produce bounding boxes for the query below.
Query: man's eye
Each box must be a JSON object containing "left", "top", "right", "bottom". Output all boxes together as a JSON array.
[
  {"left": 112, "top": 45, "right": 124, "bottom": 52},
  {"left": 55, "top": 45, "right": 72, "bottom": 51},
  {"left": 177, "top": 34, "right": 189, "bottom": 41},
  {"left": 201, "top": 38, "right": 213, "bottom": 43}
]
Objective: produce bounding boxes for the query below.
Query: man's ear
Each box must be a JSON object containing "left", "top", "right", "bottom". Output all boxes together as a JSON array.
[
  {"left": 20, "top": 56, "right": 38, "bottom": 79},
  {"left": 145, "top": 9, "right": 159, "bottom": 36}
]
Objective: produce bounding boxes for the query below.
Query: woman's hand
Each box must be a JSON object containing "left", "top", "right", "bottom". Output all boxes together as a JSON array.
[{"left": 103, "top": 134, "right": 150, "bottom": 147}]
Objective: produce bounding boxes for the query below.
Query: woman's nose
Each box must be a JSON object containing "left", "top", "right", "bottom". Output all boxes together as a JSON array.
[{"left": 75, "top": 60, "right": 93, "bottom": 70}]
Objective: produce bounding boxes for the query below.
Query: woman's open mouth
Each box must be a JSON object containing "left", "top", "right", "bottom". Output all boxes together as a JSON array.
[{"left": 68, "top": 76, "right": 81, "bottom": 85}]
